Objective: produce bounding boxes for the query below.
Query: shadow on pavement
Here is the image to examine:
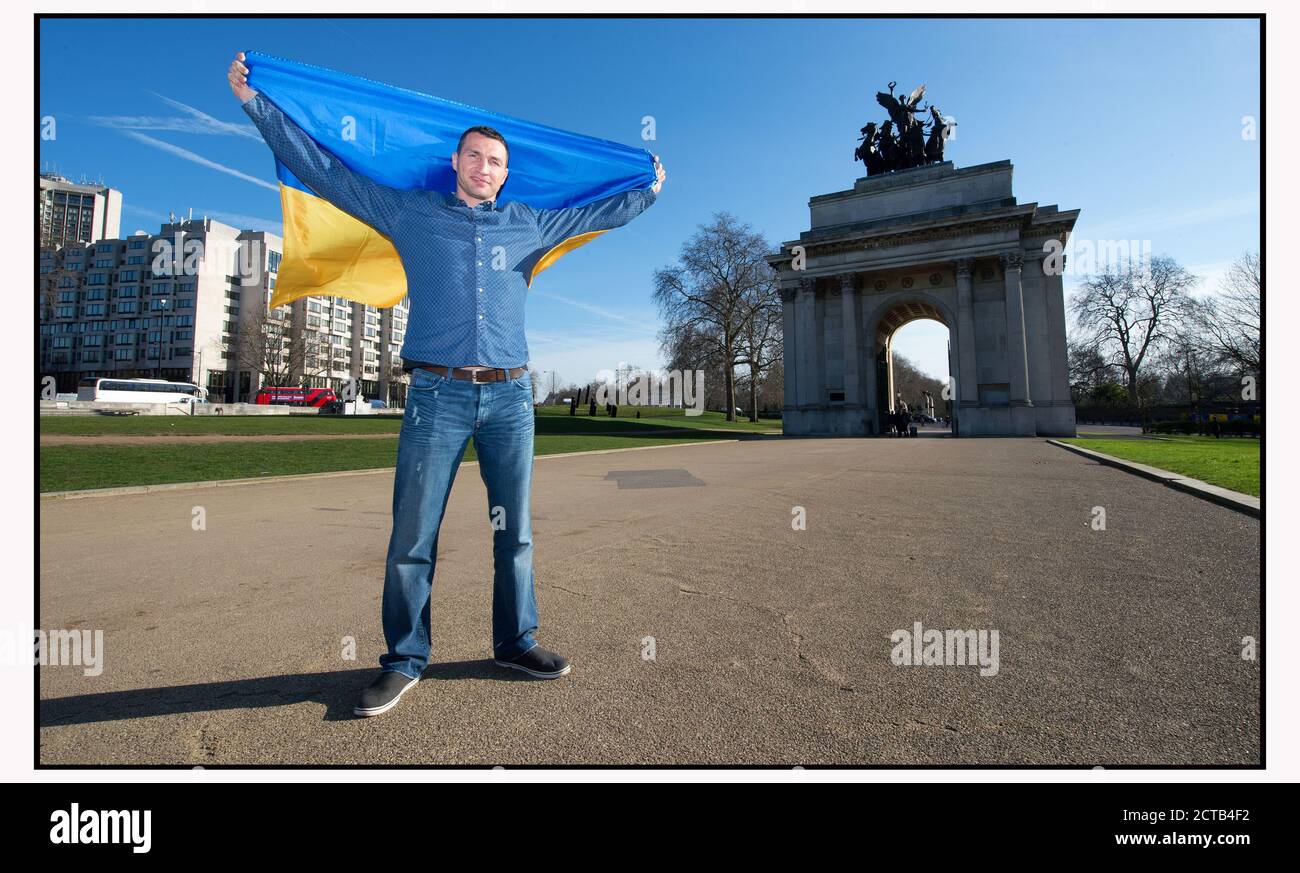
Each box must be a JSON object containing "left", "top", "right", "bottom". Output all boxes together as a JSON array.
[{"left": 40, "top": 660, "right": 543, "bottom": 726}]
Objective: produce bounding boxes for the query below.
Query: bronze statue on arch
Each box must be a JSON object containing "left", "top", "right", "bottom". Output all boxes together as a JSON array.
[{"left": 854, "top": 82, "right": 956, "bottom": 176}]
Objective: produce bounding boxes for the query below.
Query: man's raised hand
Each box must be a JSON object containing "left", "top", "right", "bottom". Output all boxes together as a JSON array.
[{"left": 228, "top": 52, "right": 257, "bottom": 103}]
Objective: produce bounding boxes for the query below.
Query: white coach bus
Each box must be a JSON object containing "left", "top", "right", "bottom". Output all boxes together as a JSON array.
[{"left": 76, "top": 377, "right": 208, "bottom": 406}]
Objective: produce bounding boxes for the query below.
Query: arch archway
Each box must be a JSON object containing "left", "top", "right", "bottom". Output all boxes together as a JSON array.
[{"left": 863, "top": 291, "right": 960, "bottom": 435}]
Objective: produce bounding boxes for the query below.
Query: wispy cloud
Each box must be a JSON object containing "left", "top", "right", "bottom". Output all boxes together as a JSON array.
[
  {"left": 86, "top": 113, "right": 260, "bottom": 138},
  {"left": 1078, "top": 192, "right": 1260, "bottom": 241},
  {"left": 530, "top": 289, "right": 657, "bottom": 333},
  {"left": 150, "top": 92, "right": 262, "bottom": 139},
  {"left": 121, "top": 203, "right": 168, "bottom": 220},
  {"left": 201, "top": 210, "right": 284, "bottom": 234},
  {"left": 115, "top": 203, "right": 282, "bottom": 235},
  {"left": 86, "top": 93, "right": 259, "bottom": 139},
  {"left": 118, "top": 130, "right": 278, "bottom": 192},
  {"left": 526, "top": 329, "right": 643, "bottom": 353}
]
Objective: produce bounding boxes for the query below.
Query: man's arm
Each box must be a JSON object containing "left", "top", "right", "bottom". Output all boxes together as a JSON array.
[
  {"left": 532, "top": 186, "right": 658, "bottom": 251},
  {"left": 229, "top": 52, "right": 405, "bottom": 237},
  {"left": 531, "top": 151, "right": 663, "bottom": 249}
]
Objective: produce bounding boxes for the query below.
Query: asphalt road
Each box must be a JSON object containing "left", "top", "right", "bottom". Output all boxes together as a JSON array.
[{"left": 38, "top": 436, "right": 1260, "bottom": 765}]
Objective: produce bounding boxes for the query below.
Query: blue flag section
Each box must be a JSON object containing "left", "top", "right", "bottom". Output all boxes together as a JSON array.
[{"left": 241, "top": 50, "right": 658, "bottom": 308}]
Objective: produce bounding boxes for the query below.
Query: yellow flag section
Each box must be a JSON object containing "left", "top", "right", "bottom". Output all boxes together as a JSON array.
[
  {"left": 528, "top": 229, "right": 610, "bottom": 288},
  {"left": 273, "top": 179, "right": 408, "bottom": 310},
  {"left": 274, "top": 182, "right": 613, "bottom": 309}
]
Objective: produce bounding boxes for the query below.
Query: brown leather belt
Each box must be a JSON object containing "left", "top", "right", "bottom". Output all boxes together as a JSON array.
[{"left": 420, "top": 364, "right": 525, "bottom": 384}]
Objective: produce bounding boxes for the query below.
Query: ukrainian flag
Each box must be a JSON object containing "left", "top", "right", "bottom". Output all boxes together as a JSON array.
[{"left": 242, "top": 50, "right": 658, "bottom": 310}]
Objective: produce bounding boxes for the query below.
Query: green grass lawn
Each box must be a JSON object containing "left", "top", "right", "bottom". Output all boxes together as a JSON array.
[
  {"left": 43, "top": 410, "right": 769, "bottom": 491},
  {"left": 1061, "top": 436, "right": 1260, "bottom": 497},
  {"left": 40, "top": 405, "right": 780, "bottom": 437},
  {"left": 40, "top": 413, "right": 403, "bottom": 437}
]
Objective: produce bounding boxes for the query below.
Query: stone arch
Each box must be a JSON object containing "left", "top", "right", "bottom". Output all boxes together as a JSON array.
[{"left": 861, "top": 289, "right": 961, "bottom": 434}]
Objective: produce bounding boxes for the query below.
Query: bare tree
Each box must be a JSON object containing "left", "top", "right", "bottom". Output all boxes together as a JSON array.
[
  {"left": 1069, "top": 255, "right": 1197, "bottom": 404},
  {"left": 660, "top": 320, "right": 727, "bottom": 410},
  {"left": 230, "top": 300, "right": 332, "bottom": 390},
  {"left": 734, "top": 282, "right": 782, "bottom": 421},
  {"left": 652, "top": 213, "right": 773, "bottom": 421},
  {"left": 1067, "top": 338, "right": 1114, "bottom": 400},
  {"left": 1156, "top": 320, "right": 1226, "bottom": 406},
  {"left": 1195, "top": 251, "right": 1260, "bottom": 389}
]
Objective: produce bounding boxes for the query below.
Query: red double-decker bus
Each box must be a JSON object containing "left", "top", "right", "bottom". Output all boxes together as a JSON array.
[{"left": 254, "top": 386, "right": 340, "bottom": 409}]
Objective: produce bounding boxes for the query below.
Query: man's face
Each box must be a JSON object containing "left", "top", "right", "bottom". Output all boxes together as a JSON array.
[{"left": 451, "top": 132, "right": 509, "bottom": 202}]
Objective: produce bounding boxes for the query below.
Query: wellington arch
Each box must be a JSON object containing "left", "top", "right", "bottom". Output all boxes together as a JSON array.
[{"left": 766, "top": 159, "right": 1079, "bottom": 437}]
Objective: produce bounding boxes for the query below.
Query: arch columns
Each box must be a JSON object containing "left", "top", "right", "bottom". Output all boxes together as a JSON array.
[
  {"left": 795, "top": 276, "right": 820, "bottom": 412},
  {"left": 953, "top": 258, "right": 979, "bottom": 408},
  {"left": 1001, "top": 251, "right": 1037, "bottom": 435},
  {"left": 779, "top": 281, "right": 798, "bottom": 416},
  {"left": 839, "top": 273, "right": 863, "bottom": 407}
]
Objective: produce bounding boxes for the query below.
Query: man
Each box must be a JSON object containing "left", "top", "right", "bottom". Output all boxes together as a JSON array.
[{"left": 228, "top": 53, "right": 665, "bottom": 717}]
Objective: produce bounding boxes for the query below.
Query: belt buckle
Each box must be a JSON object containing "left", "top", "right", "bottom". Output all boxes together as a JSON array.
[{"left": 470, "top": 368, "right": 494, "bottom": 384}]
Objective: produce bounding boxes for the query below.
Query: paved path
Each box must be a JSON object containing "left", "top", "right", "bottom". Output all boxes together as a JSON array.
[{"left": 38, "top": 437, "right": 1260, "bottom": 765}]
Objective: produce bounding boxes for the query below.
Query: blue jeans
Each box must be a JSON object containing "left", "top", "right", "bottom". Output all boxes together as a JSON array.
[{"left": 379, "top": 367, "right": 539, "bottom": 679}]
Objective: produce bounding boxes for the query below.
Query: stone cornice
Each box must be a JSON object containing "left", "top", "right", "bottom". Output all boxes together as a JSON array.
[
  {"left": 766, "top": 205, "right": 1079, "bottom": 273},
  {"left": 770, "top": 212, "right": 1026, "bottom": 265},
  {"left": 764, "top": 206, "right": 1060, "bottom": 268}
]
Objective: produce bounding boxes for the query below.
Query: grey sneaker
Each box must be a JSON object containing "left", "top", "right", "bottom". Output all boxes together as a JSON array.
[
  {"left": 353, "top": 670, "right": 419, "bottom": 717},
  {"left": 494, "top": 645, "right": 571, "bottom": 679}
]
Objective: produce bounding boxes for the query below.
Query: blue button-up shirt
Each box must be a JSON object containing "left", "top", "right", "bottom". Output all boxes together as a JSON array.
[{"left": 241, "top": 91, "right": 657, "bottom": 370}]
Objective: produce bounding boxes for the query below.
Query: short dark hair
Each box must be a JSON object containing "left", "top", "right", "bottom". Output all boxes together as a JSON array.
[{"left": 457, "top": 125, "right": 509, "bottom": 166}]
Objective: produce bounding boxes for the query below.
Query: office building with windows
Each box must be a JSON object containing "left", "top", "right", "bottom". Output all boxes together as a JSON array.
[
  {"left": 38, "top": 173, "right": 122, "bottom": 249},
  {"left": 39, "top": 217, "right": 412, "bottom": 404}
]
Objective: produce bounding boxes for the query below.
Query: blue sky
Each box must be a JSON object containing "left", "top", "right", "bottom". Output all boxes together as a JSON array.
[{"left": 39, "top": 16, "right": 1260, "bottom": 384}]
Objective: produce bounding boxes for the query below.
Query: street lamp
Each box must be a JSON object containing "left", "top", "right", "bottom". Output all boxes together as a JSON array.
[{"left": 155, "top": 296, "right": 169, "bottom": 379}]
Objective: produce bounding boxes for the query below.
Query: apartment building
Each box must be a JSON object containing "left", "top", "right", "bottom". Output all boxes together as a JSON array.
[
  {"left": 39, "top": 217, "right": 411, "bottom": 404},
  {"left": 38, "top": 173, "right": 122, "bottom": 249}
]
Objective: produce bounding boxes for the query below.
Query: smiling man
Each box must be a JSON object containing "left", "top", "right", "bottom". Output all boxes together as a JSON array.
[{"left": 229, "top": 52, "right": 665, "bottom": 717}]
